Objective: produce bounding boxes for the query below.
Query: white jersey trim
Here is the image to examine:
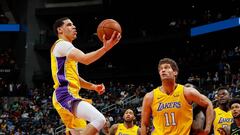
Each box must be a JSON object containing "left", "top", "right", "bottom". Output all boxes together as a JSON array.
[{"left": 53, "top": 40, "right": 75, "bottom": 57}]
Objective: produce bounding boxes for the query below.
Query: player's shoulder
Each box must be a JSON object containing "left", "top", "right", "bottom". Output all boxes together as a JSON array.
[
  {"left": 183, "top": 83, "right": 199, "bottom": 91},
  {"left": 214, "top": 107, "right": 220, "bottom": 111},
  {"left": 109, "top": 123, "right": 119, "bottom": 135},
  {"left": 183, "top": 84, "right": 200, "bottom": 96},
  {"left": 53, "top": 40, "right": 74, "bottom": 52},
  {"left": 111, "top": 123, "right": 119, "bottom": 129},
  {"left": 213, "top": 107, "right": 223, "bottom": 116},
  {"left": 56, "top": 40, "right": 72, "bottom": 46},
  {"left": 143, "top": 87, "right": 161, "bottom": 103},
  {"left": 144, "top": 90, "right": 153, "bottom": 99},
  {"left": 142, "top": 91, "right": 154, "bottom": 106},
  {"left": 183, "top": 85, "right": 194, "bottom": 97},
  {"left": 183, "top": 85, "right": 196, "bottom": 91}
]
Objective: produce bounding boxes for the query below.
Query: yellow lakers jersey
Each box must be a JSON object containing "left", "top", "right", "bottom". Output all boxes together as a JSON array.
[
  {"left": 51, "top": 39, "right": 81, "bottom": 97},
  {"left": 51, "top": 39, "right": 91, "bottom": 128},
  {"left": 151, "top": 84, "right": 193, "bottom": 135},
  {"left": 115, "top": 123, "right": 139, "bottom": 135},
  {"left": 213, "top": 107, "right": 233, "bottom": 135}
]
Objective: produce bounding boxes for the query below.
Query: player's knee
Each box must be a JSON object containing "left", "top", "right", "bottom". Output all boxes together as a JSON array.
[
  {"left": 91, "top": 113, "right": 106, "bottom": 131},
  {"left": 97, "top": 114, "right": 106, "bottom": 128}
]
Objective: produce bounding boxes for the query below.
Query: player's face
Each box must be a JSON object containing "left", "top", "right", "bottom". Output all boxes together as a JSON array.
[
  {"left": 123, "top": 109, "right": 135, "bottom": 122},
  {"left": 231, "top": 103, "right": 240, "bottom": 118},
  {"left": 59, "top": 19, "right": 77, "bottom": 41},
  {"left": 159, "top": 63, "right": 177, "bottom": 81},
  {"left": 217, "top": 90, "right": 230, "bottom": 105}
]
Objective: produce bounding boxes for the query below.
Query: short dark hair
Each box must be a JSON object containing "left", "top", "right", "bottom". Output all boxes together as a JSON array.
[
  {"left": 158, "top": 58, "right": 179, "bottom": 73},
  {"left": 216, "top": 87, "right": 229, "bottom": 94},
  {"left": 230, "top": 98, "right": 240, "bottom": 106},
  {"left": 53, "top": 17, "right": 69, "bottom": 36},
  {"left": 124, "top": 108, "right": 134, "bottom": 114}
]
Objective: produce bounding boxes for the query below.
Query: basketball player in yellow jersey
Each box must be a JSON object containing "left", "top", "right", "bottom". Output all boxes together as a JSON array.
[
  {"left": 213, "top": 87, "right": 233, "bottom": 135},
  {"left": 141, "top": 58, "right": 214, "bottom": 135},
  {"left": 51, "top": 17, "right": 121, "bottom": 135},
  {"left": 109, "top": 109, "right": 141, "bottom": 135}
]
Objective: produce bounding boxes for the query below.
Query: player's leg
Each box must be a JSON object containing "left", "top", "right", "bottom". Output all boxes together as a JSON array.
[
  {"left": 68, "top": 128, "right": 84, "bottom": 135},
  {"left": 72, "top": 101, "right": 106, "bottom": 135}
]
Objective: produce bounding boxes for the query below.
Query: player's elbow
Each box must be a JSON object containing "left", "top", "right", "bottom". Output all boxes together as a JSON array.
[
  {"left": 79, "top": 58, "right": 92, "bottom": 65},
  {"left": 83, "top": 61, "right": 91, "bottom": 65},
  {"left": 206, "top": 100, "right": 214, "bottom": 109}
]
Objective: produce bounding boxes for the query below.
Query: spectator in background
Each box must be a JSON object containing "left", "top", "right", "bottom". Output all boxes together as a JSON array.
[{"left": 109, "top": 109, "right": 141, "bottom": 135}]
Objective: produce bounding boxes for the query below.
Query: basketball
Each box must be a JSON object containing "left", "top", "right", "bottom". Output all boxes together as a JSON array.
[{"left": 97, "top": 19, "right": 122, "bottom": 42}]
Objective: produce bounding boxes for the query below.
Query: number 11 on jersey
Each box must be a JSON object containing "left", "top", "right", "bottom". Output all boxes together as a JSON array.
[{"left": 164, "top": 112, "right": 176, "bottom": 126}]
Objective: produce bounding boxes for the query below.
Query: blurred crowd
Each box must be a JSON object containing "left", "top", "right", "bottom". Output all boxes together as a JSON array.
[
  {"left": 0, "top": 48, "right": 22, "bottom": 97},
  {"left": 0, "top": 4, "right": 9, "bottom": 24}
]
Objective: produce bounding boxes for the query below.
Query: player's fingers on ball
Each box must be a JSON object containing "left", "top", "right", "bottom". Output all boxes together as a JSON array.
[
  {"left": 98, "top": 89, "right": 103, "bottom": 95},
  {"left": 103, "top": 34, "right": 106, "bottom": 42},
  {"left": 111, "top": 31, "right": 118, "bottom": 39},
  {"left": 100, "top": 91, "right": 104, "bottom": 95},
  {"left": 117, "top": 33, "right": 121, "bottom": 40},
  {"left": 101, "top": 89, "right": 105, "bottom": 93},
  {"left": 102, "top": 84, "right": 105, "bottom": 90}
]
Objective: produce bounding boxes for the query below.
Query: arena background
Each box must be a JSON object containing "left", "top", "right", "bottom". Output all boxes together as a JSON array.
[{"left": 0, "top": 0, "right": 240, "bottom": 134}]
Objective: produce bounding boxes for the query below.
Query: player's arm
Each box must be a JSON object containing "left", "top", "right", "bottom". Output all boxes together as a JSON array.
[
  {"left": 141, "top": 91, "right": 153, "bottom": 135},
  {"left": 184, "top": 87, "right": 214, "bottom": 134},
  {"left": 109, "top": 124, "right": 118, "bottom": 135},
  {"left": 68, "top": 32, "right": 121, "bottom": 65},
  {"left": 68, "top": 46, "right": 106, "bottom": 65},
  {"left": 137, "top": 127, "right": 141, "bottom": 135},
  {"left": 79, "top": 76, "right": 105, "bottom": 95}
]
